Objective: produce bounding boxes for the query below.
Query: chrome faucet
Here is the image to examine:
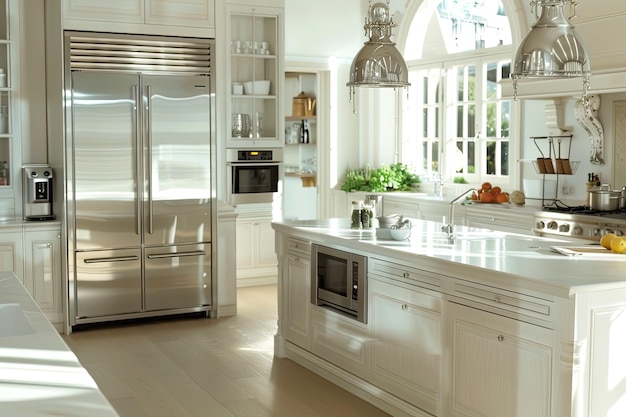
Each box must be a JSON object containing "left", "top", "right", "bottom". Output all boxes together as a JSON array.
[{"left": 442, "top": 188, "right": 477, "bottom": 237}]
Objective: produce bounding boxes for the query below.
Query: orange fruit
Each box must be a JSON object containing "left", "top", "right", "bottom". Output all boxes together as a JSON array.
[
  {"left": 495, "top": 193, "right": 509, "bottom": 203},
  {"left": 480, "top": 191, "right": 495, "bottom": 203},
  {"left": 601, "top": 233, "right": 617, "bottom": 250},
  {"left": 471, "top": 192, "right": 478, "bottom": 200},
  {"left": 491, "top": 186, "right": 502, "bottom": 195},
  {"left": 611, "top": 237, "right": 626, "bottom": 254},
  {"left": 481, "top": 182, "right": 492, "bottom": 191}
]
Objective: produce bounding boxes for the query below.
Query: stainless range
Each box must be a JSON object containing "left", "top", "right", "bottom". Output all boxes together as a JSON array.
[{"left": 534, "top": 206, "right": 626, "bottom": 241}]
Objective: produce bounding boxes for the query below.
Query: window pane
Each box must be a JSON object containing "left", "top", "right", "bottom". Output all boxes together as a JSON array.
[
  {"left": 432, "top": 142, "right": 439, "bottom": 171},
  {"left": 422, "top": 109, "right": 428, "bottom": 136},
  {"left": 467, "top": 141, "right": 475, "bottom": 173},
  {"left": 486, "top": 141, "right": 495, "bottom": 174},
  {"left": 457, "top": 67, "right": 464, "bottom": 101},
  {"left": 435, "top": 107, "right": 440, "bottom": 137},
  {"left": 486, "top": 62, "right": 497, "bottom": 99},
  {"left": 501, "top": 141, "right": 509, "bottom": 175},
  {"left": 468, "top": 104, "right": 476, "bottom": 137},
  {"left": 456, "top": 105, "right": 463, "bottom": 137},
  {"left": 456, "top": 141, "right": 464, "bottom": 173},
  {"left": 486, "top": 102, "right": 496, "bottom": 137},
  {"left": 468, "top": 65, "right": 476, "bottom": 100},
  {"left": 422, "top": 77, "right": 429, "bottom": 104},
  {"left": 501, "top": 101, "right": 510, "bottom": 137},
  {"left": 422, "top": 142, "right": 428, "bottom": 171}
]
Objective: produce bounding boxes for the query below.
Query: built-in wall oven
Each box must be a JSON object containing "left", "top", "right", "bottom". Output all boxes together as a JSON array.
[
  {"left": 226, "top": 148, "right": 282, "bottom": 204},
  {"left": 311, "top": 243, "right": 367, "bottom": 323}
]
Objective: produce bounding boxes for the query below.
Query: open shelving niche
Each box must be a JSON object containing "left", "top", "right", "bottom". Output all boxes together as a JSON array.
[
  {"left": 529, "top": 134, "right": 577, "bottom": 208},
  {"left": 283, "top": 71, "right": 317, "bottom": 220}
]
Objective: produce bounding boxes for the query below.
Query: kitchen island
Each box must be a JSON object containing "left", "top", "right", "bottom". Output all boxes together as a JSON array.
[
  {"left": 0, "top": 271, "right": 118, "bottom": 417},
  {"left": 272, "top": 218, "right": 626, "bottom": 417}
]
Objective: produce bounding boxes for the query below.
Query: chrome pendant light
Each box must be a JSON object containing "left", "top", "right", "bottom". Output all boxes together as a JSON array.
[
  {"left": 511, "top": 0, "right": 590, "bottom": 100},
  {"left": 347, "top": 1, "right": 410, "bottom": 109}
]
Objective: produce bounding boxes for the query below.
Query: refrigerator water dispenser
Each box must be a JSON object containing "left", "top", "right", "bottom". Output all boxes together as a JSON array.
[{"left": 23, "top": 164, "right": 55, "bottom": 221}]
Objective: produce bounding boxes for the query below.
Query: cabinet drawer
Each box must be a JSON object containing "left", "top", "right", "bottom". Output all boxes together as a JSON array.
[
  {"left": 369, "top": 258, "right": 442, "bottom": 291},
  {"left": 450, "top": 279, "right": 553, "bottom": 321},
  {"left": 287, "top": 237, "right": 310, "bottom": 258}
]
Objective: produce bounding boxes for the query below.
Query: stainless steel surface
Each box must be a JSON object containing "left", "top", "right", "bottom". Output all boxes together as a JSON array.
[
  {"left": 67, "top": 33, "right": 212, "bottom": 73},
  {"left": 311, "top": 243, "right": 367, "bottom": 324},
  {"left": 22, "top": 164, "right": 55, "bottom": 221},
  {"left": 65, "top": 33, "right": 215, "bottom": 327},
  {"left": 589, "top": 185, "right": 621, "bottom": 211},
  {"left": 226, "top": 148, "right": 283, "bottom": 205},
  {"left": 442, "top": 188, "right": 477, "bottom": 237},
  {"left": 534, "top": 209, "right": 626, "bottom": 241},
  {"left": 512, "top": 1, "right": 590, "bottom": 79}
]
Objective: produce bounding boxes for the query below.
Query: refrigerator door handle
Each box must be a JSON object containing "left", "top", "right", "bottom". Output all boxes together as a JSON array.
[
  {"left": 83, "top": 255, "right": 141, "bottom": 264},
  {"left": 133, "top": 84, "right": 141, "bottom": 236},
  {"left": 147, "top": 250, "right": 207, "bottom": 259},
  {"left": 145, "top": 84, "right": 154, "bottom": 235}
]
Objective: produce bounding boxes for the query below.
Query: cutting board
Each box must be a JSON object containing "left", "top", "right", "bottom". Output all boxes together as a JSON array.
[{"left": 550, "top": 246, "right": 626, "bottom": 257}]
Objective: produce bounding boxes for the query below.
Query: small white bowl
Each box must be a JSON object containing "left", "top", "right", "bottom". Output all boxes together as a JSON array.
[
  {"left": 244, "top": 80, "right": 271, "bottom": 95},
  {"left": 390, "top": 227, "right": 411, "bottom": 241},
  {"left": 376, "top": 227, "right": 392, "bottom": 240}
]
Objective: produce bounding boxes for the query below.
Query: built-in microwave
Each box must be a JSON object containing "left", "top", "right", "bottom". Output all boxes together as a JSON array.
[
  {"left": 226, "top": 148, "right": 283, "bottom": 204},
  {"left": 311, "top": 243, "right": 367, "bottom": 323}
]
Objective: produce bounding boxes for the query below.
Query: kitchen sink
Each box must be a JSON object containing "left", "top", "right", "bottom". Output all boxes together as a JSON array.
[{"left": 0, "top": 303, "right": 35, "bottom": 338}]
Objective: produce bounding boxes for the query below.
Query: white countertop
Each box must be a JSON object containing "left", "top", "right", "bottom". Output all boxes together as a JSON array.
[
  {"left": 272, "top": 218, "right": 626, "bottom": 298},
  {"left": 0, "top": 271, "right": 119, "bottom": 417}
]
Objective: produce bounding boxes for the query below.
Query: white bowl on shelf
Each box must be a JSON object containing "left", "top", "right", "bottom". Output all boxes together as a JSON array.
[{"left": 244, "top": 80, "right": 271, "bottom": 95}]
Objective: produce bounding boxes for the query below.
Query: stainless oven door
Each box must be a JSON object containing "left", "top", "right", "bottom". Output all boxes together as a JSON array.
[{"left": 227, "top": 161, "right": 281, "bottom": 204}]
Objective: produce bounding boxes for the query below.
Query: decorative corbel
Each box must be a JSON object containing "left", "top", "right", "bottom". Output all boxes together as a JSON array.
[{"left": 575, "top": 95, "right": 605, "bottom": 165}]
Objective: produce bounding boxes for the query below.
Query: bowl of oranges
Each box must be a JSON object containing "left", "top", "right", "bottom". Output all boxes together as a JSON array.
[{"left": 470, "top": 182, "right": 510, "bottom": 204}]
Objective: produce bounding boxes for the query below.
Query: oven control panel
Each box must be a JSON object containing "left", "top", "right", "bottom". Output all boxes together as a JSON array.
[{"left": 534, "top": 214, "right": 626, "bottom": 242}]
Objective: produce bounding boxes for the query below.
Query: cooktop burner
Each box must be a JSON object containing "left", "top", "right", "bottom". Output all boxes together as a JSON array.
[{"left": 542, "top": 204, "right": 626, "bottom": 220}]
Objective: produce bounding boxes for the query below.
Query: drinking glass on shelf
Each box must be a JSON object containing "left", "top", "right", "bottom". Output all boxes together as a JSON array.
[
  {"left": 232, "top": 113, "right": 250, "bottom": 138},
  {"left": 255, "top": 112, "right": 263, "bottom": 137}
]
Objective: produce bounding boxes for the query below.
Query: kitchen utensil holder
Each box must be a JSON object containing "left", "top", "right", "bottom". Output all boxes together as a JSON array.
[{"left": 232, "top": 113, "right": 251, "bottom": 138}]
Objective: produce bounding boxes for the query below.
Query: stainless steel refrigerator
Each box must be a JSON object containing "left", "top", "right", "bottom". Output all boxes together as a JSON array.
[{"left": 64, "top": 33, "right": 215, "bottom": 327}]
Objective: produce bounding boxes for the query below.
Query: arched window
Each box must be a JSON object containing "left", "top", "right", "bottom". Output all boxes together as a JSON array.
[{"left": 401, "top": 0, "right": 514, "bottom": 187}]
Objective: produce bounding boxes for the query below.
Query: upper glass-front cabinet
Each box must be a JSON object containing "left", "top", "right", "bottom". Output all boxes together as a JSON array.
[
  {"left": 0, "top": 0, "right": 12, "bottom": 188},
  {"left": 226, "top": 4, "right": 283, "bottom": 148}
]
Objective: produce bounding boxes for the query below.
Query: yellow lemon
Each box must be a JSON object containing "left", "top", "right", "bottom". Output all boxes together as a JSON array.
[
  {"left": 610, "top": 237, "right": 626, "bottom": 254},
  {"left": 601, "top": 233, "right": 617, "bottom": 250}
]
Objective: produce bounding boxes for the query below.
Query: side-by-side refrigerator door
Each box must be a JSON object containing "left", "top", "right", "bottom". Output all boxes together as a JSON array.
[
  {"left": 142, "top": 74, "right": 212, "bottom": 246},
  {"left": 69, "top": 71, "right": 143, "bottom": 250},
  {"left": 144, "top": 243, "right": 212, "bottom": 311}
]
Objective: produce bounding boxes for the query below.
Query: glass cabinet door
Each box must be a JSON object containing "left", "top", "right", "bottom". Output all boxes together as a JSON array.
[
  {"left": 227, "top": 5, "right": 283, "bottom": 148},
  {"left": 0, "top": 0, "right": 11, "bottom": 187}
]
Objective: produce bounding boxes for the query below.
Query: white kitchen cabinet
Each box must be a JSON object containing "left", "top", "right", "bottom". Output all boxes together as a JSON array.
[
  {"left": 225, "top": 3, "right": 283, "bottom": 149},
  {"left": 465, "top": 205, "right": 534, "bottom": 234},
  {"left": 382, "top": 196, "right": 420, "bottom": 218},
  {"left": 236, "top": 214, "right": 277, "bottom": 286},
  {"left": 447, "top": 301, "right": 553, "bottom": 417},
  {"left": 0, "top": 0, "right": 23, "bottom": 219},
  {"left": 62, "top": 0, "right": 215, "bottom": 32},
  {"left": 282, "top": 237, "right": 311, "bottom": 349},
  {"left": 0, "top": 225, "right": 23, "bottom": 281},
  {"left": 310, "top": 307, "right": 370, "bottom": 377},
  {"left": 369, "top": 273, "right": 443, "bottom": 415},
  {"left": 217, "top": 202, "right": 238, "bottom": 317},
  {"left": 23, "top": 224, "right": 63, "bottom": 329}
]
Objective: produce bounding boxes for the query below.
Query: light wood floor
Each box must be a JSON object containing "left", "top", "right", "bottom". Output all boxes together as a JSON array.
[{"left": 63, "top": 285, "right": 391, "bottom": 417}]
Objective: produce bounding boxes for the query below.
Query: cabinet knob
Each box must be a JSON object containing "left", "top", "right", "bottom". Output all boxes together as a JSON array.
[
  {"left": 402, "top": 272, "right": 409, "bottom": 278},
  {"left": 497, "top": 335, "right": 505, "bottom": 342},
  {"left": 493, "top": 296, "right": 501, "bottom": 303},
  {"left": 401, "top": 304, "right": 408, "bottom": 310}
]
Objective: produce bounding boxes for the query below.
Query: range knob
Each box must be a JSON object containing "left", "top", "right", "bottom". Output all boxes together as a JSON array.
[
  {"left": 535, "top": 220, "right": 545, "bottom": 230},
  {"left": 616, "top": 230, "right": 624, "bottom": 237},
  {"left": 572, "top": 225, "right": 583, "bottom": 236},
  {"left": 547, "top": 221, "right": 558, "bottom": 230},
  {"left": 603, "top": 229, "right": 614, "bottom": 236},
  {"left": 559, "top": 223, "right": 570, "bottom": 233}
]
